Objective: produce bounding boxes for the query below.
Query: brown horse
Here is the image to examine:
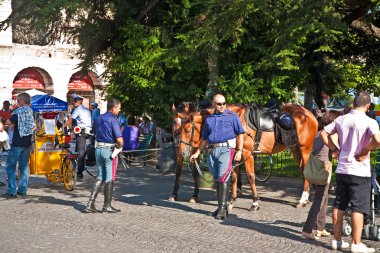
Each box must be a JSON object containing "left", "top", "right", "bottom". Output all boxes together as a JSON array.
[
  {"left": 169, "top": 102, "right": 200, "bottom": 203},
  {"left": 172, "top": 103, "right": 318, "bottom": 211}
]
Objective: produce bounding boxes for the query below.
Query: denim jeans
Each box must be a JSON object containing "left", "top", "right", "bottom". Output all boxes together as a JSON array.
[
  {"left": 207, "top": 147, "right": 235, "bottom": 183},
  {"left": 6, "top": 146, "right": 31, "bottom": 195},
  {"left": 95, "top": 147, "right": 113, "bottom": 182}
]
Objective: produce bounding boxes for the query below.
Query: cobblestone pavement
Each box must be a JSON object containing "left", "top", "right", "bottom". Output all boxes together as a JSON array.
[{"left": 0, "top": 159, "right": 379, "bottom": 253}]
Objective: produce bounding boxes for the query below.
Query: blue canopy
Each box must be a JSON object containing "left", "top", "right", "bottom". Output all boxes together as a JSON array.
[{"left": 31, "top": 94, "right": 68, "bottom": 112}]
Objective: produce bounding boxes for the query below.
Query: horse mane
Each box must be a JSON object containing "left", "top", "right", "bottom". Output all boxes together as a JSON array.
[{"left": 175, "top": 101, "right": 196, "bottom": 115}]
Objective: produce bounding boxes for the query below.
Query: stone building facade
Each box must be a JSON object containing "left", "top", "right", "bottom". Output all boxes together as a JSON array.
[{"left": 0, "top": 0, "right": 107, "bottom": 111}]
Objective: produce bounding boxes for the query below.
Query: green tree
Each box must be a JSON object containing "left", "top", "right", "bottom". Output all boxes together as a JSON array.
[{"left": 2, "top": 0, "right": 380, "bottom": 128}]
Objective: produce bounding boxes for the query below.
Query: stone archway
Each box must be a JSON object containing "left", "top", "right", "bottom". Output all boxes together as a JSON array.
[
  {"left": 12, "top": 67, "right": 53, "bottom": 102},
  {"left": 67, "top": 71, "right": 95, "bottom": 108}
]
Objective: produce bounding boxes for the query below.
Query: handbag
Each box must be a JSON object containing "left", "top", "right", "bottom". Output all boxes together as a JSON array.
[{"left": 303, "top": 154, "right": 332, "bottom": 185}]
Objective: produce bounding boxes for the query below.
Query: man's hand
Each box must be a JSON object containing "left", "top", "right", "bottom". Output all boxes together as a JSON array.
[
  {"left": 332, "top": 148, "right": 340, "bottom": 159},
  {"left": 190, "top": 149, "right": 200, "bottom": 161},
  {"left": 355, "top": 151, "right": 370, "bottom": 162},
  {"left": 234, "top": 150, "right": 242, "bottom": 162}
]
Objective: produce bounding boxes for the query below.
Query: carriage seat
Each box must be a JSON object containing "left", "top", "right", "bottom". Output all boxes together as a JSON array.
[
  {"left": 59, "top": 143, "right": 71, "bottom": 149},
  {"left": 246, "top": 100, "right": 280, "bottom": 132}
]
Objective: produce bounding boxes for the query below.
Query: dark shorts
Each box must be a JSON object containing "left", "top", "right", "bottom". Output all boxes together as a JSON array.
[{"left": 333, "top": 173, "right": 371, "bottom": 215}]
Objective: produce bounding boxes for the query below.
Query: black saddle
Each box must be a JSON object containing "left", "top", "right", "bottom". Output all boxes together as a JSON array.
[{"left": 245, "top": 100, "right": 280, "bottom": 132}]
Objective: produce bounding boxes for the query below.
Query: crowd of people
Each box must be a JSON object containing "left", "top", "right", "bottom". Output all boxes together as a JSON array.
[
  {"left": 0, "top": 91, "right": 379, "bottom": 252},
  {"left": 0, "top": 93, "right": 154, "bottom": 205}
]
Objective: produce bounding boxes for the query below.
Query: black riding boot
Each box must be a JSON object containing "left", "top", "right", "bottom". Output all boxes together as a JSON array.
[
  {"left": 85, "top": 179, "right": 102, "bottom": 213},
  {"left": 215, "top": 181, "right": 229, "bottom": 220},
  {"left": 102, "top": 181, "right": 121, "bottom": 213},
  {"left": 209, "top": 182, "right": 219, "bottom": 217}
]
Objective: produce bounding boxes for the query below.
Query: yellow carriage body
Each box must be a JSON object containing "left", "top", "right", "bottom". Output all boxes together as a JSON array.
[{"left": 29, "top": 118, "right": 65, "bottom": 182}]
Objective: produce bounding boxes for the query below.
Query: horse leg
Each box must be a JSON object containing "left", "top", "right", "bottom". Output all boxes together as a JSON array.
[
  {"left": 189, "top": 164, "right": 200, "bottom": 203},
  {"left": 245, "top": 156, "right": 260, "bottom": 211},
  {"left": 228, "top": 169, "right": 238, "bottom": 211},
  {"left": 290, "top": 148, "right": 310, "bottom": 208},
  {"left": 168, "top": 157, "right": 183, "bottom": 202},
  {"left": 237, "top": 165, "right": 243, "bottom": 197}
]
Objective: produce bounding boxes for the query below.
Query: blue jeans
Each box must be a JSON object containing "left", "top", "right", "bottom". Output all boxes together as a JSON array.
[
  {"left": 6, "top": 146, "right": 31, "bottom": 195},
  {"left": 207, "top": 147, "right": 235, "bottom": 183},
  {"left": 95, "top": 147, "right": 113, "bottom": 182}
]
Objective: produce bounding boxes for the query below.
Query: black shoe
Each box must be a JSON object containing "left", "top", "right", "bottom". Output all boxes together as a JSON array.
[
  {"left": 2, "top": 193, "right": 17, "bottom": 198},
  {"left": 0, "top": 182, "right": 5, "bottom": 187},
  {"left": 77, "top": 173, "right": 84, "bottom": 179},
  {"left": 17, "top": 191, "right": 26, "bottom": 196},
  {"left": 208, "top": 208, "right": 219, "bottom": 217}
]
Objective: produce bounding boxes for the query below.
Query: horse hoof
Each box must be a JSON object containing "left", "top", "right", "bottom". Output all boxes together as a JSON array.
[
  {"left": 189, "top": 197, "right": 198, "bottom": 203},
  {"left": 295, "top": 202, "right": 308, "bottom": 208},
  {"left": 168, "top": 195, "right": 178, "bottom": 202},
  {"left": 227, "top": 203, "right": 234, "bottom": 211},
  {"left": 249, "top": 205, "right": 260, "bottom": 212}
]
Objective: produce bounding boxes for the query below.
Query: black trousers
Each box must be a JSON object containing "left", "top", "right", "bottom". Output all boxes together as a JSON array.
[{"left": 75, "top": 135, "right": 87, "bottom": 175}]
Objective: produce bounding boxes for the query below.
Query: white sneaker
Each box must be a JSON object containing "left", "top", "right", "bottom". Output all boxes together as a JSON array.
[
  {"left": 332, "top": 239, "right": 350, "bottom": 250},
  {"left": 351, "top": 243, "right": 375, "bottom": 253}
]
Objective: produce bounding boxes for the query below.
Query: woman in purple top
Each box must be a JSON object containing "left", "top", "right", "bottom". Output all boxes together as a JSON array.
[{"left": 122, "top": 115, "right": 139, "bottom": 151}]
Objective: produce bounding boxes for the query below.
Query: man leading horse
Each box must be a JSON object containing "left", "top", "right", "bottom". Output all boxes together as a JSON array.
[
  {"left": 190, "top": 94, "right": 244, "bottom": 220},
  {"left": 174, "top": 96, "right": 318, "bottom": 212}
]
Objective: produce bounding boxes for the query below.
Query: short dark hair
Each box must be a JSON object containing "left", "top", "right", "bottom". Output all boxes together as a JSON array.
[
  {"left": 127, "top": 115, "right": 136, "bottom": 126},
  {"left": 353, "top": 91, "right": 371, "bottom": 108},
  {"left": 318, "top": 110, "right": 341, "bottom": 130},
  {"left": 107, "top": 98, "right": 121, "bottom": 111}
]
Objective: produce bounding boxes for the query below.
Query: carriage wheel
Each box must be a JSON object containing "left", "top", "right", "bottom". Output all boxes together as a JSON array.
[
  {"left": 84, "top": 145, "right": 98, "bottom": 178},
  {"left": 342, "top": 219, "right": 352, "bottom": 236},
  {"left": 363, "top": 224, "right": 372, "bottom": 240},
  {"left": 85, "top": 160, "right": 98, "bottom": 178},
  {"left": 372, "top": 225, "right": 380, "bottom": 241},
  {"left": 63, "top": 157, "right": 77, "bottom": 191},
  {"left": 254, "top": 154, "right": 273, "bottom": 182}
]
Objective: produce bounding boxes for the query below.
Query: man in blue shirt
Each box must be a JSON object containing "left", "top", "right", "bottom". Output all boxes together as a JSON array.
[
  {"left": 85, "top": 98, "right": 123, "bottom": 213},
  {"left": 63, "top": 94, "right": 92, "bottom": 179},
  {"left": 90, "top": 102, "right": 100, "bottom": 126},
  {"left": 190, "top": 94, "right": 244, "bottom": 220}
]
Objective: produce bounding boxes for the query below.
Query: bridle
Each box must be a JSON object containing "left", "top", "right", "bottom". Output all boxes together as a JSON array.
[
  {"left": 178, "top": 114, "right": 201, "bottom": 149},
  {"left": 173, "top": 113, "right": 202, "bottom": 152}
]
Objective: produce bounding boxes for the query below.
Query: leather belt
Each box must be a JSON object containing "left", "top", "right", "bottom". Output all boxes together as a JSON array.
[
  {"left": 95, "top": 141, "right": 115, "bottom": 147},
  {"left": 209, "top": 142, "right": 229, "bottom": 148}
]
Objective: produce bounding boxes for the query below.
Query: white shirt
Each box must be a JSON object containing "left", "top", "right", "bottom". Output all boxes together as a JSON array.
[{"left": 71, "top": 104, "right": 92, "bottom": 129}]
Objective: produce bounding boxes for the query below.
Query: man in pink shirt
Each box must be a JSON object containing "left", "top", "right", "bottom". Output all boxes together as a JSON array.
[{"left": 321, "top": 91, "right": 380, "bottom": 253}]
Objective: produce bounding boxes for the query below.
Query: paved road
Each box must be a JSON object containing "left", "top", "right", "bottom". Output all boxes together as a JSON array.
[{"left": 0, "top": 159, "right": 379, "bottom": 253}]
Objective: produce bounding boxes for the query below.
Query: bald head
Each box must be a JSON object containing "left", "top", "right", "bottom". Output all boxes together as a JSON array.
[{"left": 212, "top": 94, "right": 227, "bottom": 113}]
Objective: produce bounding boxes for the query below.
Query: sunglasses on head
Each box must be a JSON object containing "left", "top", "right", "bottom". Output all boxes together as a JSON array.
[{"left": 216, "top": 102, "right": 226, "bottom": 106}]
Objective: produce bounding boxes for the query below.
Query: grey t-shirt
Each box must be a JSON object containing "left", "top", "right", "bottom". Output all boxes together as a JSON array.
[{"left": 312, "top": 131, "right": 330, "bottom": 162}]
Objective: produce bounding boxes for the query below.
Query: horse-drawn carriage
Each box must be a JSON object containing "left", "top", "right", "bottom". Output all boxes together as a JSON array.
[{"left": 30, "top": 94, "right": 78, "bottom": 191}]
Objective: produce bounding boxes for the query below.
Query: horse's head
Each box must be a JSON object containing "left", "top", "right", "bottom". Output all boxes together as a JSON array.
[
  {"left": 176, "top": 112, "right": 207, "bottom": 159},
  {"left": 172, "top": 102, "right": 196, "bottom": 146}
]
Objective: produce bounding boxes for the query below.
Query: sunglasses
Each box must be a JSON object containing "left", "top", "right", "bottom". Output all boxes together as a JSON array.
[{"left": 216, "top": 102, "right": 226, "bottom": 106}]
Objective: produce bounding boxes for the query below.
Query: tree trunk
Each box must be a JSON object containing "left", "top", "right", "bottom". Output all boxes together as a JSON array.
[
  {"left": 304, "top": 83, "right": 314, "bottom": 111},
  {"left": 205, "top": 43, "right": 219, "bottom": 99}
]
